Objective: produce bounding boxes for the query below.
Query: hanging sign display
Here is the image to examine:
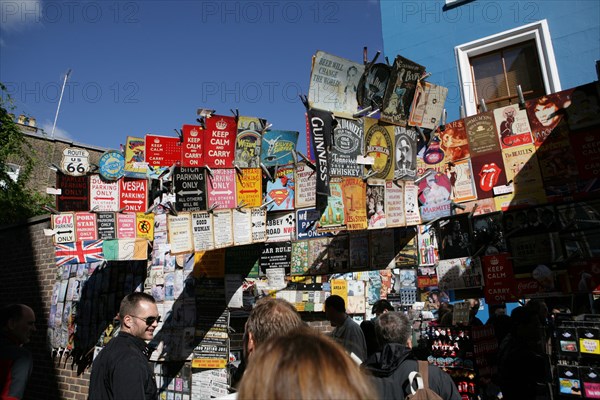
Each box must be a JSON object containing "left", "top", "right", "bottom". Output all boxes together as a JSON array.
[
  {"left": 235, "top": 116, "right": 263, "bottom": 168},
  {"left": 56, "top": 173, "right": 89, "bottom": 212},
  {"left": 173, "top": 167, "right": 207, "bottom": 211},
  {"left": 98, "top": 150, "right": 125, "bottom": 181},
  {"left": 145, "top": 134, "right": 182, "bottom": 167},
  {"left": 204, "top": 115, "right": 236, "bottom": 168},
  {"left": 96, "top": 212, "right": 116, "bottom": 240},
  {"left": 61, "top": 148, "right": 90, "bottom": 177},
  {"left": 89, "top": 174, "right": 119, "bottom": 211},
  {"left": 119, "top": 178, "right": 147, "bottom": 213}
]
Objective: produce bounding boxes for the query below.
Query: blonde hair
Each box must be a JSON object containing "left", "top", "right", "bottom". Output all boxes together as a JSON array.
[{"left": 238, "top": 328, "right": 376, "bottom": 400}]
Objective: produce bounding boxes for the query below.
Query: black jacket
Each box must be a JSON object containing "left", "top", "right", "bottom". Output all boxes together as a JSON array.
[
  {"left": 89, "top": 332, "right": 158, "bottom": 400},
  {"left": 362, "top": 343, "right": 461, "bottom": 400}
]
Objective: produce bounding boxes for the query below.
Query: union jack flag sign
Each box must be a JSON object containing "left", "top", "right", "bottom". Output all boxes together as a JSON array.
[{"left": 55, "top": 240, "right": 104, "bottom": 266}]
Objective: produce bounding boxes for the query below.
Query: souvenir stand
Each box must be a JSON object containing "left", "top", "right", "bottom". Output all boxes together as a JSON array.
[{"left": 44, "top": 47, "right": 600, "bottom": 399}]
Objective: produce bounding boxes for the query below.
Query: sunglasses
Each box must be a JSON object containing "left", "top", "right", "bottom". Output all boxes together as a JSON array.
[{"left": 130, "top": 315, "right": 161, "bottom": 326}]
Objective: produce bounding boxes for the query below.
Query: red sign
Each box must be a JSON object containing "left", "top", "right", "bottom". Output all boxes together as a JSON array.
[
  {"left": 119, "top": 178, "right": 148, "bottom": 212},
  {"left": 75, "top": 212, "right": 97, "bottom": 241},
  {"left": 117, "top": 213, "right": 136, "bottom": 239},
  {"left": 182, "top": 124, "right": 204, "bottom": 167},
  {"left": 204, "top": 115, "right": 236, "bottom": 168},
  {"left": 145, "top": 134, "right": 182, "bottom": 167},
  {"left": 481, "top": 253, "right": 517, "bottom": 303}
]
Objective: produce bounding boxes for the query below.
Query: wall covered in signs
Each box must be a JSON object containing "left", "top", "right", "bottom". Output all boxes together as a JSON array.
[{"left": 380, "top": 1, "right": 600, "bottom": 122}]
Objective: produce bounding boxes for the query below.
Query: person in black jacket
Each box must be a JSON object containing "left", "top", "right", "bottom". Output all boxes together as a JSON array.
[
  {"left": 89, "top": 292, "right": 159, "bottom": 400},
  {"left": 362, "top": 312, "right": 461, "bottom": 400},
  {"left": 360, "top": 299, "right": 394, "bottom": 358}
]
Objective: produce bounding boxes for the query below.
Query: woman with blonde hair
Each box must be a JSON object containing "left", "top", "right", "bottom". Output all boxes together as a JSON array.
[{"left": 237, "top": 328, "right": 376, "bottom": 400}]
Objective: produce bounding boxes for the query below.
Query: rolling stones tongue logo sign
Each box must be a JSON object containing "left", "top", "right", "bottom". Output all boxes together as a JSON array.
[{"left": 479, "top": 163, "right": 501, "bottom": 192}]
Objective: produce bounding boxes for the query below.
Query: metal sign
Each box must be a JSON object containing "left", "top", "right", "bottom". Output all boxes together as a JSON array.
[
  {"left": 98, "top": 150, "right": 125, "bottom": 181},
  {"left": 56, "top": 173, "right": 89, "bottom": 212},
  {"left": 89, "top": 174, "right": 119, "bottom": 211},
  {"left": 119, "top": 178, "right": 148, "bottom": 212},
  {"left": 182, "top": 125, "right": 204, "bottom": 167},
  {"left": 97, "top": 212, "right": 116, "bottom": 240},
  {"left": 145, "top": 134, "right": 182, "bottom": 167},
  {"left": 173, "top": 167, "right": 207, "bottom": 211},
  {"left": 75, "top": 212, "right": 97, "bottom": 241},
  {"left": 61, "top": 148, "right": 90, "bottom": 177},
  {"left": 52, "top": 213, "right": 76, "bottom": 244}
]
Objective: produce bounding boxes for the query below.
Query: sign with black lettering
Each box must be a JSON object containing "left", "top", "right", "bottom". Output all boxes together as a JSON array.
[
  {"left": 173, "top": 167, "right": 207, "bottom": 211},
  {"left": 56, "top": 173, "right": 89, "bottom": 212},
  {"left": 97, "top": 212, "right": 116, "bottom": 240},
  {"left": 259, "top": 241, "right": 292, "bottom": 274}
]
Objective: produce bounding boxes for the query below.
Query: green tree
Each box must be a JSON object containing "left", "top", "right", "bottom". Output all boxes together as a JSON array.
[{"left": 0, "top": 83, "right": 51, "bottom": 225}]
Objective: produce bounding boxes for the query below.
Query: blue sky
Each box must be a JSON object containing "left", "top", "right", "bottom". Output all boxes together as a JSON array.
[{"left": 1, "top": 0, "right": 383, "bottom": 154}]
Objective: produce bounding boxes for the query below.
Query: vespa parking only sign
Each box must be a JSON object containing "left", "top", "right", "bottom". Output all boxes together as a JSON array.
[
  {"left": 173, "top": 167, "right": 207, "bottom": 211},
  {"left": 62, "top": 148, "right": 90, "bottom": 176},
  {"left": 119, "top": 178, "right": 148, "bottom": 212}
]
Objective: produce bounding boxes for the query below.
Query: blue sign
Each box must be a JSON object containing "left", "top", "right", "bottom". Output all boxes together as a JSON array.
[{"left": 98, "top": 151, "right": 125, "bottom": 181}]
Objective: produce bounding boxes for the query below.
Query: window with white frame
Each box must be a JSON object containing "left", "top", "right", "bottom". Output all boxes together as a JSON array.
[{"left": 455, "top": 20, "right": 561, "bottom": 116}]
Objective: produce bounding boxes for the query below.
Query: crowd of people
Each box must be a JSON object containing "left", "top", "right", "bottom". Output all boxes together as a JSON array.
[{"left": 0, "top": 293, "right": 566, "bottom": 400}]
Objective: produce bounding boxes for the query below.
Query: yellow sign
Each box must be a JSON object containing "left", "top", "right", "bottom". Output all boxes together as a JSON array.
[
  {"left": 330, "top": 279, "right": 348, "bottom": 307},
  {"left": 192, "top": 249, "right": 225, "bottom": 278},
  {"left": 191, "top": 358, "right": 227, "bottom": 369},
  {"left": 136, "top": 212, "right": 154, "bottom": 240},
  {"left": 236, "top": 168, "right": 262, "bottom": 207},
  {"left": 124, "top": 136, "right": 146, "bottom": 175}
]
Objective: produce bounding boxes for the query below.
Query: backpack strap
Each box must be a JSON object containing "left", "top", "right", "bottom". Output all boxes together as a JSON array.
[
  {"left": 418, "top": 360, "right": 430, "bottom": 389},
  {"left": 407, "top": 370, "right": 424, "bottom": 395}
]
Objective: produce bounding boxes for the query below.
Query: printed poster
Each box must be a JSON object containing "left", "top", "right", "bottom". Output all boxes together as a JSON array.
[
  {"left": 124, "top": 136, "right": 147, "bottom": 178},
  {"left": 318, "top": 178, "right": 346, "bottom": 232},
  {"left": 167, "top": 214, "right": 194, "bottom": 255},
  {"left": 380, "top": 55, "right": 425, "bottom": 126},
  {"left": 418, "top": 171, "right": 452, "bottom": 221},
  {"left": 471, "top": 153, "right": 508, "bottom": 200},
  {"left": 265, "top": 165, "right": 295, "bottom": 211},
  {"left": 328, "top": 235, "right": 349, "bottom": 272},
  {"left": 207, "top": 169, "right": 237, "bottom": 210},
  {"left": 394, "top": 126, "right": 418, "bottom": 180},
  {"left": 443, "top": 158, "right": 474, "bottom": 203},
  {"left": 330, "top": 118, "right": 364, "bottom": 177},
  {"left": 408, "top": 81, "right": 448, "bottom": 130},
  {"left": 366, "top": 179, "right": 386, "bottom": 229},
  {"left": 493, "top": 105, "right": 533, "bottom": 149},
  {"left": 525, "top": 89, "right": 573, "bottom": 148},
  {"left": 566, "top": 82, "right": 600, "bottom": 131},
  {"left": 439, "top": 119, "right": 470, "bottom": 163},
  {"left": 308, "top": 237, "right": 331, "bottom": 274},
  {"left": 145, "top": 134, "right": 182, "bottom": 167},
  {"left": 364, "top": 118, "right": 394, "bottom": 180},
  {"left": 204, "top": 115, "right": 236, "bottom": 169},
  {"left": 501, "top": 144, "right": 544, "bottom": 192},
  {"left": 251, "top": 208, "right": 267, "bottom": 243},
  {"left": 436, "top": 257, "right": 483, "bottom": 290},
  {"left": 260, "top": 130, "right": 298, "bottom": 167},
  {"left": 404, "top": 181, "right": 422, "bottom": 226},
  {"left": 235, "top": 116, "right": 264, "bottom": 168},
  {"left": 330, "top": 279, "right": 348, "bottom": 306},
  {"left": 235, "top": 167, "right": 262, "bottom": 208},
  {"left": 295, "top": 162, "right": 316, "bottom": 208},
  {"left": 349, "top": 231, "right": 369, "bottom": 270},
  {"left": 357, "top": 62, "right": 390, "bottom": 112},
  {"left": 191, "top": 211, "right": 214, "bottom": 252},
  {"left": 385, "top": 181, "right": 405, "bottom": 227},
  {"left": 436, "top": 214, "right": 473, "bottom": 260},
  {"left": 291, "top": 241, "right": 309, "bottom": 275},
  {"left": 212, "top": 209, "right": 234, "bottom": 249},
  {"left": 233, "top": 209, "right": 252, "bottom": 246},
  {"left": 370, "top": 230, "right": 396, "bottom": 269},
  {"left": 259, "top": 241, "right": 292, "bottom": 274},
  {"left": 341, "top": 177, "right": 367, "bottom": 231},
  {"left": 464, "top": 112, "right": 501, "bottom": 157},
  {"left": 308, "top": 51, "right": 364, "bottom": 116},
  {"left": 536, "top": 137, "right": 579, "bottom": 186}
]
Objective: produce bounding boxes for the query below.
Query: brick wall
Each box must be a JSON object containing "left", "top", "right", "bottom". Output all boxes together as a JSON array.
[{"left": 0, "top": 215, "right": 89, "bottom": 400}]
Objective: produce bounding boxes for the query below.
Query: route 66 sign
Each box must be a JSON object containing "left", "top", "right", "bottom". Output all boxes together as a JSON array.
[{"left": 62, "top": 148, "right": 90, "bottom": 176}]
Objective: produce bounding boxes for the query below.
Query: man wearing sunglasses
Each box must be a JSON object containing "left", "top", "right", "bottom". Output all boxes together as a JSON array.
[{"left": 89, "top": 292, "right": 159, "bottom": 400}]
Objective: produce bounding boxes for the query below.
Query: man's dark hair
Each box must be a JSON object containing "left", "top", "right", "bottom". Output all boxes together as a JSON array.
[
  {"left": 0, "top": 304, "right": 24, "bottom": 328},
  {"left": 325, "top": 295, "right": 345, "bottom": 313},
  {"left": 375, "top": 312, "right": 412, "bottom": 345},
  {"left": 119, "top": 292, "right": 156, "bottom": 319},
  {"left": 372, "top": 299, "right": 394, "bottom": 314},
  {"left": 246, "top": 298, "right": 303, "bottom": 346}
]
